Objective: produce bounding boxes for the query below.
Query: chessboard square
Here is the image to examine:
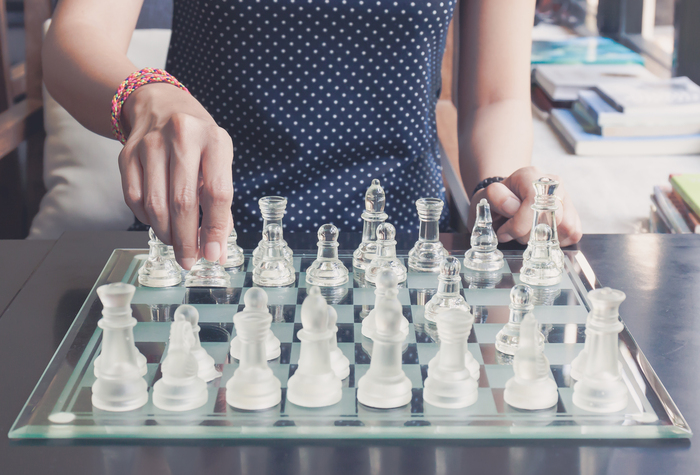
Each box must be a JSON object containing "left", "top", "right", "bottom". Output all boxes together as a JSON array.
[
  {"left": 479, "top": 343, "right": 497, "bottom": 365},
  {"left": 353, "top": 323, "right": 365, "bottom": 344},
  {"left": 199, "top": 323, "right": 232, "bottom": 343},
  {"left": 132, "top": 304, "right": 179, "bottom": 322},
  {"left": 192, "top": 305, "right": 235, "bottom": 323},
  {"left": 270, "top": 322, "right": 295, "bottom": 343},
  {"left": 272, "top": 363, "right": 291, "bottom": 386},
  {"left": 483, "top": 364, "right": 515, "bottom": 388},
  {"left": 336, "top": 323, "right": 355, "bottom": 342},
  {"left": 411, "top": 305, "right": 427, "bottom": 324},
  {"left": 404, "top": 364, "right": 423, "bottom": 388},
  {"left": 133, "top": 323, "right": 171, "bottom": 343},
  {"left": 202, "top": 342, "right": 232, "bottom": 365},
  {"left": 402, "top": 343, "right": 420, "bottom": 364},
  {"left": 534, "top": 306, "right": 589, "bottom": 324},
  {"left": 353, "top": 364, "right": 369, "bottom": 382},
  {"left": 333, "top": 305, "right": 354, "bottom": 324},
  {"left": 132, "top": 287, "right": 187, "bottom": 305},
  {"left": 472, "top": 323, "right": 504, "bottom": 344},
  {"left": 298, "top": 273, "right": 354, "bottom": 289},
  {"left": 267, "top": 304, "right": 296, "bottom": 323},
  {"left": 353, "top": 287, "right": 410, "bottom": 305},
  {"left": 354, "top": 343, "right": 372, "bottom": 365},
  {"left": 414, "top": 322, "right": 437, "bottom": 344},
  {"left": 405, "top": 325, "right": 417, "bottom": 344},
  {"left": 406, "top": 273, "right": 440, "bottom": 290},
  {"left": 468, "top": 343, "right": 485, "bottom": 364},
  {"left": 545, "top": 324, "right": 585, "bottom": 344},
  {"left": 410, "top": 288, "right": 437, "bottom": 306},
  {"left": 227, "top": 271, "right": 247, "bottom": 288},
  {"left": 544, "top": 343, "right": 585, "bottom": 365},
  {"left": 470, "top": 306, "right": 510, "bottom": 324},
  {"left": 416, "top": 344, "right": 439, "bottom": 366},
  {"left": 289, "top": 342, "right": 300, "bottom": 364},
  {"left": 462, "top": 289, "right": 512, "bottom": 306},
  {"left": 242, "top": 287, "right": 298, "bottom": 306},
  {"left": 183, "top": 288, "right": 241, "bottom": 305},
  {"left": 422, "top": 388, "right": 499, "bottom": 417},
  {"left": 550, "top": 365, "right": 575, "bottom": 388}
]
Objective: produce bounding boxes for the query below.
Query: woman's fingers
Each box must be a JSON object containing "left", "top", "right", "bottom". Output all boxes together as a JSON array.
[
  {"left": 118, "top": 145, "right": 149, "bottom": 226},
  {"left": 140, "top": 133, "right": 171, "bottom": 244}
]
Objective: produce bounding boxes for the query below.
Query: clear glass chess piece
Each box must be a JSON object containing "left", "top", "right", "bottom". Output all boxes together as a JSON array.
[
  {"left": 185, "top": 258, "right": 231, "bottom": 288},
  {"left": 519, "top": 223, "right": 563, "bottom": 287},
  {"left": 408, "top": 198, "right": 448, "bottom": 273},
  {"left": 253, "top": 224, "right": 296, "bottom": 287},
  {"left": 464, "top": 199, "right": 504, "bottom": 272},
  {"left": 522, "top": 177, "right": 565, "bottom": 271},
  {"left": 365, "top": 223, "right": 407, "bottom": 284},
  {"left": 353, "top": 179, "right": 388, "bottom": 270},
  {"left": 424, "top": 256, "right": 470, "bottom": 323},
  {"left": 306, "top": 224, "right": 349, "bottom": 287},
  {"left": 252, "top": 196, "right": 293, "bottom": 267},
  {"left": 138, "top": 228, "right": 182, "bottom": 287},
  {"left": 224, "top": 226, "right": 245, "bottom": 269},
  {"left": 495, "top": 284, "right": 545, "bottom": 356}
]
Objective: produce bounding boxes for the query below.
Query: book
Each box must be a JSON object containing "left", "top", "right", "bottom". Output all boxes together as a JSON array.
[
  {"left": 594, "top": 77, "right": 700, "bottom": 114},
  {"left": 531, "top": 83, "right": 573, "bottom": 112},
  {"left": 667, "top": 188, "right": 700, "bottom": 233},
  {"left": 531, "top": 38, "right": 644, "bottom": 66},
  {"left": 653, "top": 186, "right": 691, "bottom": 233},
  {"left": 577, "top": 89, "right": 700, "bottom": 128},
  {"left": 549, "top": 109, "right": 700, "bottom": 156},
  {"left": 670, "top": 174, "right": 700, "bottom": 218},
  {"left": 533, "top": 64, "right": 656, "bottom": 102},
  {"left": 650, "top": 195, "right": 672, "bottom": 233}
]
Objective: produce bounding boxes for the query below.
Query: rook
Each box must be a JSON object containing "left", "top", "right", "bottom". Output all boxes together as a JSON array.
[
  {"left": 252, "top": 196, "right": 293, "bottom": 267},
  {"left": 408, "top": 198, "right": 448, "bottom": 273}
]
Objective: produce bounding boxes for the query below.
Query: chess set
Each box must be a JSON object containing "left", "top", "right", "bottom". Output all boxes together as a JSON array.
[{"left": 9, "top": 179, "right": 691, "bottom": 440}]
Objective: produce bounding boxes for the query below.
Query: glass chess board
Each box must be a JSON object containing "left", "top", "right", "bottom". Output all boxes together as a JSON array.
[{"left": 9, "top": 249, "right": 691, "bottom": 440}]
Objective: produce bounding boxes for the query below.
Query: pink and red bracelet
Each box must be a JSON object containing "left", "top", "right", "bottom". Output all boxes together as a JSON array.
[{"left": 110, "top": 67, "right": 190, "bottom": 144}]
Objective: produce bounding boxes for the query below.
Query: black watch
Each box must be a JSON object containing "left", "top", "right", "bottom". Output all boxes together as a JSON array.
[{"left": 472, "top": 176, "right": 505, "bottom": 198}]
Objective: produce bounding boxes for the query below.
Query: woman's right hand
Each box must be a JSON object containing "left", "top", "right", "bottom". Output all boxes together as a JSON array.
[{"left": 118, "top": 83, "right": 234, "bottom": 270}]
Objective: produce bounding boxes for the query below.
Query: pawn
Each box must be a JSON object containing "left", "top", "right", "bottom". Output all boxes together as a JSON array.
[
  {"left": 328, "top": 306, "right": 350, "bottom": 380},
  {"left": 423, "top": 308, "right": 478, "bottom": 408},
  {"left": 464, "top": 199, "right": 504, "bottom": 272},
  {"left": 224, "top": 226, "right": 245, "bottom": 269},
  {"left": 361, "top": 269, "right": 409, "bottom": 340},
  {"left": 185, "top": 257, "right": 231, "bottom": 288},
  {"left": 519, "top": 223, "right": 562, "bottom": 287},
  {"left": 230, "top": 288, "right": 281, "bottom": 361},
  {"left": 305, "top": 224, "right": 349, "bottom": 287},
  {"left": 226, "top": 287, "right": 282, "bottom": 410},
  {"left": 365, "top": 223, "right": 407, "bottom": 285},
  {"left": 357, "top": 270, "right": 413, "bottom": 408},
  {"left": 424, "top": 256, "right": 470, "bottom": 323},
  {"left": 174, "top": 305, "right": 222, "bottom": 382},
  {"left": 503, "top": 312, "right": 559, "bottom": 410},
  {"left": 495, "top": 285, "right": 545, "bottom": 356},
  {"left": 138, "top": 228, "right": 182, "bottom": 287},
  {"left": 153, "top": 320, "right": 208, "bottom": 411},
  {"left": 253, "top": 224, "right": 296, "bottom": 287},
  {"left": 286, "top": 287, "right": 342, "bottom": 407}
]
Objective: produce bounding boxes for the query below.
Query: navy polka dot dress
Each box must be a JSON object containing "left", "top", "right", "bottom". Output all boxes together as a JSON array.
[{"left": 166, "top": 0, "right": 455, "bottom": 233}]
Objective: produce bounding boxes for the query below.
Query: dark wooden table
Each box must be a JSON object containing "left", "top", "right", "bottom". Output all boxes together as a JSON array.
[{"left": 0, "top": 231, "right": 698, "bottom": 475}]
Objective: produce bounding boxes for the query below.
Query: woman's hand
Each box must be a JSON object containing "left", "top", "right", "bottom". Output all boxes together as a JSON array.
[
  {"left": 468, "top": 166, "right": 582, "bottom": 246},
  {"left": 118, "top": 83, "right": 234, "bottom": 270}
]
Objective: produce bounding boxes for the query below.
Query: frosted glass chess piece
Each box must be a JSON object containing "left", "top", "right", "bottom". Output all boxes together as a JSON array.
[
  {"left": 328, "top": 306, "right": 350, "bottom": 380},
  {"left": 224, "top": 226, "right": 245, "bottom": 269},
  {"left": 252, "top": 196, "right": 293, "bottom": 267},
  {"left": 423, "top": 308, "right": 479, "bottom": 408},
  {"left": 365, "top": 223, "right": 407, "bottom": 284},
  {"left": 427, "top": 306, "right": 480, "bottom": 381},
  {"left": 353, "top": 179, "right": 388, "bottom": 271},
  {"left": 361, "top": 269, "right": 409, "bottom": 339},
  {"left": 572, "top": 288, "right": 628, "bottom": 413},
  {"left": 91, "top": 283, "right": 148, "bottom": 412},
  {"left": 138, "top": 228, "right": 182, "bottom": 287},
  {"left": 522, "top": 177, "right": 565, "bottom": 271},
  {"left": 93, "top": 283, "right": 147, "bottom": 378},
  {"left": 495, "top": 285, "right": 545, "bottom": 356},
  {"left": 253, "top": 224, "right": 296, "bottom": 287},
  {"left": 230, "top": 288, "right": 281, "bottom": 361},
  {"left": 286, "top": 287, "right": 343, "bottom": 407},
  {"left": 226, "top": 288, "right": 282, "bottom": 410},
  {"left": 408, "top": 198, "right": 449, "bottom": 273},
  {"left": 174, "top": 305, "right": 222, "bottom": 382},
  {"left": 357, "top": 273, "right": 412, "bottom": 409},
  {"left": 185, "top": 257, "right": 231, "bottom": 288},
  {"left": 424, "top": 256, "right": 470, "bottom": 323},
  {"left": 519, "top": 223, "right": 562, "bottom": 287},
  {"left": 503, "top": 312, "right": 559, "bottom": 410},
  {"left": 305, "top": 224, "right": 349, "bottom": 287},
  {"left": 152, "top": 319, "right": 208, "bottom": 411},
  {"left": 464, "top": 199, "right": 505, "bottom": 272}
]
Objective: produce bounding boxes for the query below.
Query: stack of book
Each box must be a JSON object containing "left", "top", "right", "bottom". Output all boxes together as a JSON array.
[
  {"left": 549, "top": 77, "right": 700, "bottom": 156},
  {"left": 650, "top": 174, "right": 700, "bottom": 234}
]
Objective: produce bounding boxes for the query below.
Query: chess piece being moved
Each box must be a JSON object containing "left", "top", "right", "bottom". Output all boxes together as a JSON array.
[
  {"left": 91, "top": 283, "right": 148, "bottom": 412},
  {"left": 361, "top": 269, "right": 409, "bottom": 339},
  {"left": 139, "top": 228, "right": 182, "bottom": 287},
  {"left": 424, "top": 256, "right": 470, "bottom": 323},
  {"left": 230, "top": 288, "right": 281, "bottom": 361},
  {"left": 357, "top": 270, "right": 413, "bottom": 408},
  {"left": 286, "top": 287, "right": 342, "bottom": 407},
  {"left": 423, "top": 308, "right": 479, "bottom": 408},
  {"left": 174, "top": 305, "right": 222, "bottom": 382},
  {"left": 305, "top": 224, "right": 349, "bottom": 287},
  {"left": 572, "top": 288, "right": 628, "bottom": 413},
  {"left": 408, "top": 197, "right": 448, "bottom": 273},
  {"left": 252, "top": 196, "right": 293, "bottom": 267},
  {"left": 519, "top": 224, "right": 562, "bottom": 287},
  {"left": 226, "top": 288, "right": 282, "bottom": 410},
  {"left": 464, "top": 199, "right": 504, "bottom": 272},
  {"left": 495, "top": 285, "right": 544, "bottom": 356},
  {"left": 353, "top": 179, "right": 388, "bottom": 271},
  {"left": 224, "top": 226, "right": 245, "bottom": 269},
  {"left": 328, "top": 306, "right": 350, "bottom": 380},
  {"left": 254, "top": 224, "right": 296, "bottom": 287},
  {"left": 503, "top": 312, "right": 558, "bottom": 410},
  {"left": 185, "top": 257, "right": 231, "bottom": 288},
  {"left": 153, "top": 320, "right": 208, "bottom": 411},
  {"left": 365, "top": 223, "right": 407, "bottom": 284},
  {"left": 522, "top": 177, "right": 565, "bottom": 271}
]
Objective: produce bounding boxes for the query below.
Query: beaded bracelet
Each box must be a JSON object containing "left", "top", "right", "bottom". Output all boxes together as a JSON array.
[
  {"left": 110, "top": 67, "right": 190, "bottom": 144},
  {"left": 472, "top": 176, "right": 505, "bottom": 198}
]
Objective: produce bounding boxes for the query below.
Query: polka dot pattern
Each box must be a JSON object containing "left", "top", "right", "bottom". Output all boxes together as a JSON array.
[{"left": 166, "top": 0, "right": 454, "bottom": 232}]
